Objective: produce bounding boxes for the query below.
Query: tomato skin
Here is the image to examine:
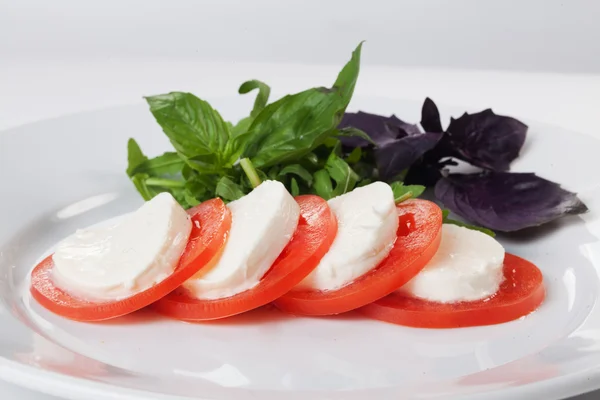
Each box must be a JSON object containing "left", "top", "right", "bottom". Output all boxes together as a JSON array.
[
  {"left": 30, "top": 198, "right": 231, "bottom": 322},
  {"left": 153, "top": 195, "right": 338, "bottom": 321},
  {"left": 274, "top": 199, "right": 443, "bottom": 316},
  {"left": 359, "top": 253, "right": 545, "bottom": 328}
]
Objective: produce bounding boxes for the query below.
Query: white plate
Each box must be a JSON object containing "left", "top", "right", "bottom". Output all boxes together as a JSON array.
[{"left": 1, "top": 96, "right": 600, "bottom": 400}]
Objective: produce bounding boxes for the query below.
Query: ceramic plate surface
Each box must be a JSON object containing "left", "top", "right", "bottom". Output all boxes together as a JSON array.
[{"left": 1, "top": 96, "right": 600, "bottom": 400}]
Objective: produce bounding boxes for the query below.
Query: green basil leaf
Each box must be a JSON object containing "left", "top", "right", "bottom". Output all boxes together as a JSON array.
[
  {"left": 130, "top": 173, "right": 158, "bottom": 201},
  {"left": 243, "top": 43, "right": 363, "bottom": 168},
  {"left": 181, "top": 164, "right": 195, "bottom": 180},
  {"left": 187, "top": 130, "right": 254, "bottom": 172},
  {"left": 223, "top": 130, "right": 255, "bottom": 167},
  {"left": 186, "top": 154, "right": 226, "bottom": 174},
  {"left": 404, "top": 184, "right": 426, "bottom": 198},
  {"left": 304, "top": 152, "right": 320, "bottom": 168},
  {"left": 323, "top": 136, "right": 341, "bottom": 150},
  {"left": 145, "top": 92, "right": 230, "bottom": 164},
  {"left": 345, "top": 147, "right": 362, "bottom": 164},
  {"left": 337, "top": 127, "right": 376, "bottom": 146},
  {"left": 186, "top": 174, "right": 219, "bottom": 197},
  {"left": 231, "top": 116, "right": 253, "bottom": 137},
  {"left": 267, "top": 166, "right": 281, "bottom": 180},
  {"left": 131, "top": 152, "right": 185, "bottom": 176},
  {"left": 442, "top": 209, "right": 496, "bottom": 237},
  {"left": 127, "top": 138, "right": 148, "bottom": 177},
  {"left": 215, "top": 176, "right": 246, "bottom": 202},
  {"left": 290, "top": 177, "right": 300, "bottom": 197},
  {"left": 166, "top": 186, "right": 202, "bottom": 209},
  {"left": 313, "top": 169, "right": 334, "bottom": 200},
  {"left": 390, "top": 181, "right": 426, "bottom": 203},
  {"left": 184, "top": 193, "right": 201, "bottom": 207},
  {"left": 242, "top": 89, "right": 341, "bottom": 167},
  {"left": 353, "top": 160, "right": 377, "bottom": 181},
  {"left": 333, "top": 42, "right": 363, "bottom": 107},
  {"left": 230, "top": 80, "right": 271, "bottom": 137},
  {"left": 169, "top": 188, "right": 192, "bottom": 209},
  {"left": 326, "top": 152, "right": 360, "bottom": 197},
  {"left": 239, "top": 80, "right": 271, "bottom": 118},
  {"left": 279, "top": 164, "right": 313, "bottom": 186}
]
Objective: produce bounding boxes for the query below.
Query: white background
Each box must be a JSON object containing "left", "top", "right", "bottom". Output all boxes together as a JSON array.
[
  {"left": 1, "top": 0, "right": 599, "bottom": 399},
  {"left": 2, "top": 0, "right": 600, "bottom": 73}
]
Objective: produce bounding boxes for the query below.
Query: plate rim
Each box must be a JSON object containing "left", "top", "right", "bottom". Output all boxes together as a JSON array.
[{"left": 2, "top": 351, "right": 600, "bottom": 400}]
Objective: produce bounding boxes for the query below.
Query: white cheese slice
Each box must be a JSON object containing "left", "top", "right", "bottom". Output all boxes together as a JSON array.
[
  {"left": 296, "top": 181, "right": 398, "bottom": 291},
  {"left": 183, "top": 180, "right": 300, "bottom": 299},
  {"left": 400, "top": 224, "right": 505, "bottom": 303},
  {"left": 52, "top": 192, "right": 192, "bottom": 301}
]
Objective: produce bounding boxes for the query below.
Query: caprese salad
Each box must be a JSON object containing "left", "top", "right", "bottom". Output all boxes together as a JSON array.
[
  {"left": 30, "top": 179, "right": 545, "bottom": 328},
  {"left": 30, "top": 41, "right": 575, "bottom": 328}
]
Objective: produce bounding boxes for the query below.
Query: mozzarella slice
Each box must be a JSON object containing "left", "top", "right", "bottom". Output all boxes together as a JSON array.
[
  {"left": 52, "top": 192, "right": 192, "bottom": 301},
  {"left": 183, "top": 180, "right": 300, "bottom": 299},
  {"left": 400, "top": 224, "right": 505, "bottom": 303},
  {"left": 296, "top": 182, "right": 398, "bottom": 291}
]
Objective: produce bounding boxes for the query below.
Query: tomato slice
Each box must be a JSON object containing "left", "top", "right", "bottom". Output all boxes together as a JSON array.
[
  {"left": 152, "top": 195, "right": 337, "bottom": 321},
  {"left": 360, "top": 253, "right": 545, "bottom": 328},
  {"left": 274, "top": 199, "right": 443, "bottom": 316},
  {"left": 30, "top": 198, "right": 232, "bottom": 321}
]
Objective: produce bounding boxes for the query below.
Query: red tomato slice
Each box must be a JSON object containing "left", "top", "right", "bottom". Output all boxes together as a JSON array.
[
  {"left": 274, "top": 199, "right": 443, "bottom": 316},
  {"left": 152, "top": 195, "right": 337, "bottom": 321},
  {"left": 30, "top": 198, "right": 232, "bottom": 322},
  {"left": 360, "top": 253, "right": 545, "bottom": 328}
]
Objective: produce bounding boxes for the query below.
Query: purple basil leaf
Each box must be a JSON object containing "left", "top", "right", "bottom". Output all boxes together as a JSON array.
[
  {"left": 375, "top": 132, "right": 443, "bottom": 180},
  {"left": 446, "top": 109, "right": 527, "bottom": 171},
  {"left": 420, "top": 97, "right": 443, "bottom": 133},
  {"left": 419, "top": 98, "right": 454, "bottom": 164},
  {"left": 435, "top": 172, "right": 588, "bottom": 232},
  {"left": 338, "top": 111, "right": 420, "bottom": 147},
  {"left": 404, "top": 159, "right": 458, "bottom": 187}
]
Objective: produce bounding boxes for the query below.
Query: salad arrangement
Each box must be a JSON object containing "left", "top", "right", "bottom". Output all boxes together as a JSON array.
[{"left": 29, "top": 43, "right": 582, "bottom": 329}]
